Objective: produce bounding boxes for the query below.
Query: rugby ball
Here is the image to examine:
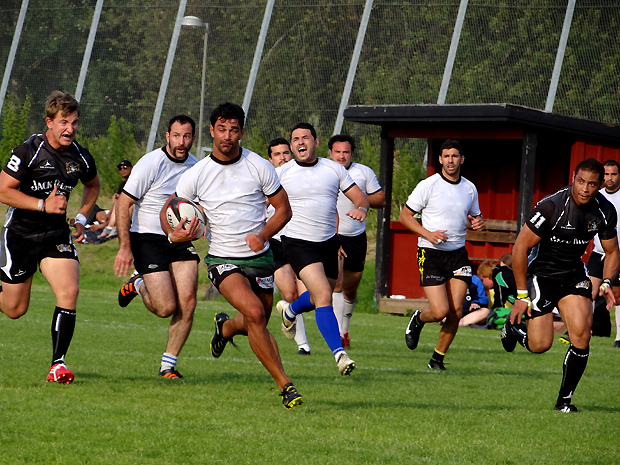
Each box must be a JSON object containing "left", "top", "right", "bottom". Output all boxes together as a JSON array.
[{"left": 166, "top": 197, "right": 206, "bottom": 239}]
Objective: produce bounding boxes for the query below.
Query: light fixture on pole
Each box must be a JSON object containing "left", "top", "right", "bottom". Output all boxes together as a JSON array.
[{"left": 182, "top": 15, "right": 209, "bottom": 158}]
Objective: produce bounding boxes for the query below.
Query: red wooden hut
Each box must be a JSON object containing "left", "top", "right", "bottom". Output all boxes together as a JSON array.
[{"left": 343, "top": 104, "right": 620, "bottom": 313}]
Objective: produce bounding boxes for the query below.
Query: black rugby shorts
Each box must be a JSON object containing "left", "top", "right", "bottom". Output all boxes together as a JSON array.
[{"left": 417, "top": 246, "right": 472, "bottom": 287}]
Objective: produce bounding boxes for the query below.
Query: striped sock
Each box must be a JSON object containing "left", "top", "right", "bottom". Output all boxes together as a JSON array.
[
  {"left": 161, "top": 352, "right": 177, "bottom": 371},
  {"left": 287, "top": 291, "right": 314, "bottom": 322}
]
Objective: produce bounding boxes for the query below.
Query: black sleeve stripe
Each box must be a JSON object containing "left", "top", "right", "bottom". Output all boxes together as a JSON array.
[
  {"left": 341, "top": 182, "right": 356, "bottom": 194},
  {"left": 266, "top": 185, "right": 283, "bottom": 198},
  {"left": 122, "top": 189, "right": 140, "bottom": 202}
]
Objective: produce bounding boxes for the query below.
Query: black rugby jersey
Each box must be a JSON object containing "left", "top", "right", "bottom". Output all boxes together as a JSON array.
[
  {"left": 526, "top": 186, "right": 617, "bottom": 279},
  {"left": 2, "top": 132, "right": 97, "bottom": 239}
]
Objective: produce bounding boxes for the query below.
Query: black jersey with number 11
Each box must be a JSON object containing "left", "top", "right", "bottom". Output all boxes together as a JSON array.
[{"left": 526, "top": 186, "right": 617, "bottom": 279}]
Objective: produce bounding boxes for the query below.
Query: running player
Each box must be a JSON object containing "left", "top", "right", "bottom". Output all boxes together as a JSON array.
[
  {"left": 166, "top": 103, "right": 302, "bottom": 409},
  {"left": 267, "top": 138, "right": 311, "bottom": 355},
  {"left": 114, "top": 115, "right": 200, "bottom": 379},
  {"left": 401, "top": 139, "right": 485, "bottom": 370},
  {"left": 0, "top": 91, "right": 101, "bottom": 383},
  {"left": 276, "top": 122, "right": 369, "bottom": 376},
  {"left": 329, "top": 134, "right": 385, "bottom": 348},
  {"left": 501, "top": 158, "right": 619, "bottom": 412}
]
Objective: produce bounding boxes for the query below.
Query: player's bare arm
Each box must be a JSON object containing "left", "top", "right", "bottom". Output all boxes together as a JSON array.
[
  {"left": 343, "top": 184, "right": 369, "bottom": 222},
  {"left": 246, "top": 188, "right": 292, "bottom": 253},
  {"left": 368, "top": 190, "right": 386, "bottom": 209},
  {"left": 510, "top": 226, "right": 542, "bottom": 324},
  {"left": 0, "top": 171, "right": 66, "bottom": 213},
  {"left": 398, "top": 205, "right": 447, "bottom": 244},
  {"left": 159, "top": 193, "right": 202, "bottom": 243},
  {"left": 114, "top": 192, "right": 137, "bottom": 277},
  {"left": 599, "top": 236, "right": 620, "bottom": 309},
  {"left": 71, "top": 174, "right": 101, "bottom": 242}
]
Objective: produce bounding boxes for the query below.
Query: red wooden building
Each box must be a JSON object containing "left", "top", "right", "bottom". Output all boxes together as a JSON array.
[{"left": 343, "top": 104, "right": 620, "bottom": 313}]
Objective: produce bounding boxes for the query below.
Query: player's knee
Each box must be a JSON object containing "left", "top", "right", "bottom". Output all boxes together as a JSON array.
[
  {"left": 280, "top": 289, "right": 297, "bottom": 303},
  {"left": 528, "top": 339, "right": 552, "bottom": 353},
  {"left": 244, "top": 306, "right": 267, "bottom": 327},
  {"left": 2, "top": 304, "right": 28, "bottom": 319},
  {"left": 153, "top": 302, "right": 177, "bottom": 318}
]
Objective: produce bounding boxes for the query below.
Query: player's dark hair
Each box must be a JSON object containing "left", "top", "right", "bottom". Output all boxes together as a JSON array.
[
  {"left": 210, "top": 102, "right": 245, "bottom": 129},
  {"left": 328, "top": 134, "right": 356, "bottom": 153},
  {"left": 167, "top": 115, "right": 196, "bottom": 135},
  {"left": 291, "top": 122, "right": 317, "bottom": 140},
  {"left": 45, "top": 91, "right": 80, "bottom": 119},
  {"left": 439, "top": 139, "right": 463, "bottom": 156},
  {"left": 603, "top": 159, "right": 620, "bottom": 171},
  {"left": 574, "top": 158, "right": 604, "bottom": 184},
  {"left": 267, "top": 138, "right": 290, "bottom": 158}
]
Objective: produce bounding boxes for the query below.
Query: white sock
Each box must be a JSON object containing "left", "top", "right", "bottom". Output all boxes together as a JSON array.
[
  {"left": 135, "top": 276, "right": 144, "bottom": 295},
  {"left": 294, "top": 314, "right": 310, "bottom": 350},
  {"left": 332, "top": 291, "right": 345, "bottom": 336},
  {"left": 161, "top": 352, "right": 177, "bottom": 371},
  {"left": 342, "top": 299, "right": 357, "bottom": 334},
  {"left": 615, "top": 306, "right": 620, "bottom": 341}
]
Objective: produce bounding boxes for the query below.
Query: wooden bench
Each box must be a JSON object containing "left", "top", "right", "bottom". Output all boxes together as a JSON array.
[{"left": 465, "top": 219, "right": 517, "bottom": 244}]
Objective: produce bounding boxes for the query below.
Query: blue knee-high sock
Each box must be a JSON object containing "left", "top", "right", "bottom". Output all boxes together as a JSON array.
[
  {"left": 315, "top": 306, "right": 344, "bottom": 356},
  {"left": 289, "top": 291, "right": 314, "bottom": 316}
]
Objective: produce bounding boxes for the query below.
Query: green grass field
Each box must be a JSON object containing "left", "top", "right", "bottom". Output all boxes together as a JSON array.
[{"left": 1, "top": 240, "right": 619, "bottom": 464}]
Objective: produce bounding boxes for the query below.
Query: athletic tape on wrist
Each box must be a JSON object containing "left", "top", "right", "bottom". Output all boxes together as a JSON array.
[{"left": 74, "top": 213, "right": 87, "bottom": 226}]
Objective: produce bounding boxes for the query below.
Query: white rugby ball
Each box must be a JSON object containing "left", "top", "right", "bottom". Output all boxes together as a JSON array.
[{"left": 166, "top": 197, "right": 206, "bottom": 239}]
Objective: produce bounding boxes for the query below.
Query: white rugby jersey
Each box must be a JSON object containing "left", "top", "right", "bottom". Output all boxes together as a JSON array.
[
  {"left": 405, "top": 172, "right": 481, "bottom": 251},
  {"left": 123, "top": 147, "right": 198, "bottom": 235},
  {"left": 593, "top": 187, "right": 620, "bottom": 256},
  {"left": 175, "top": 148, "right": 281, "bottom": 258},
  {"left": 277, "top": 157, "right": 355, "bottom": 242},
  {"left": 337, "top": 162, "right": 382, "bottom": 237}
]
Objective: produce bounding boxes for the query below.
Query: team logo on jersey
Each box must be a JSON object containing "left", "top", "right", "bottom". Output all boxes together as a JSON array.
[
  {"left": 575, "top": 280, "right": 591, "bottom": 290},
  {"left": 66, "top": 162, "right": 81, "bottom": 174},
  {"left": 56, "top": 244, "right": 73, "bottom": 253},
  {"left": 39, "top": 161, "right": 54, "bottom": 170},
  {"left": 587, "top": 220, "right": 600, "bottom": 232},
  {"left": 453, "top": 266, "right": 472, "bottom": 277},
  {"left": 256, "top": 275, "right": 274, "bottom": 289}
]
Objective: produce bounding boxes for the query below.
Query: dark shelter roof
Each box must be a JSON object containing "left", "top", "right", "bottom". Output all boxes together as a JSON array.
[{"left": 344, "top": 104, "right": 620, "bottom": 143}]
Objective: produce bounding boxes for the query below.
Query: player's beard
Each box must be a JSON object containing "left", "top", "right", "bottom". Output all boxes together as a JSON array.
[{"left": 170, "top": 143, "right": 191, "bottom": 159}]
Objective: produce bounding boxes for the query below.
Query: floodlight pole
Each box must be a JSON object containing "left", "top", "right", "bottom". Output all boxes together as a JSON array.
[
  {"left": 182, "top": 16, "right": 209, "bottom": 158},
  {"left": 147, "top": 0, "right": 188, "bottom": 153}
]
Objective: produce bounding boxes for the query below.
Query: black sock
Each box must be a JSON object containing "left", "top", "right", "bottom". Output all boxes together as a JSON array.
[
  {"left": 431, "top": 350, "right": 445, "bottom": 363},
  {"left": 556, "top": 344, "right": 589, "bottom": 406},
  {"left": 51, "top": 307, "right": 76, "bottom": 366}
]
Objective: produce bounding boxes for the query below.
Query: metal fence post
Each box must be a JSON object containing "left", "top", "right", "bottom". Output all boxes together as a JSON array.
[
  {"left": 333, "top": 0, "right": 374, "bottom": 136},
  {"left": 147, "top": 0, "right": 188, "bottom": 153},
  {"left": 545, "top": 0, "right": 576, "bottom": 112},
  {"left": 437, "top": 0, "right": 469, "bottom": 105},
  {"left": 75, "top": 0, "right": 104, "bottom": 102},
  {"left": 242, "top": 0, "right": 275, "bottom": 119},
  {"left": 0, "top": 0, "right": 29, "bottom": 120}
]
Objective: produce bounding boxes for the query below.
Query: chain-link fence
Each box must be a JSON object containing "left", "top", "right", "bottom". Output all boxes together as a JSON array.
[{"left": 1, "top": 0, "right": 619, "bottom": 154}]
